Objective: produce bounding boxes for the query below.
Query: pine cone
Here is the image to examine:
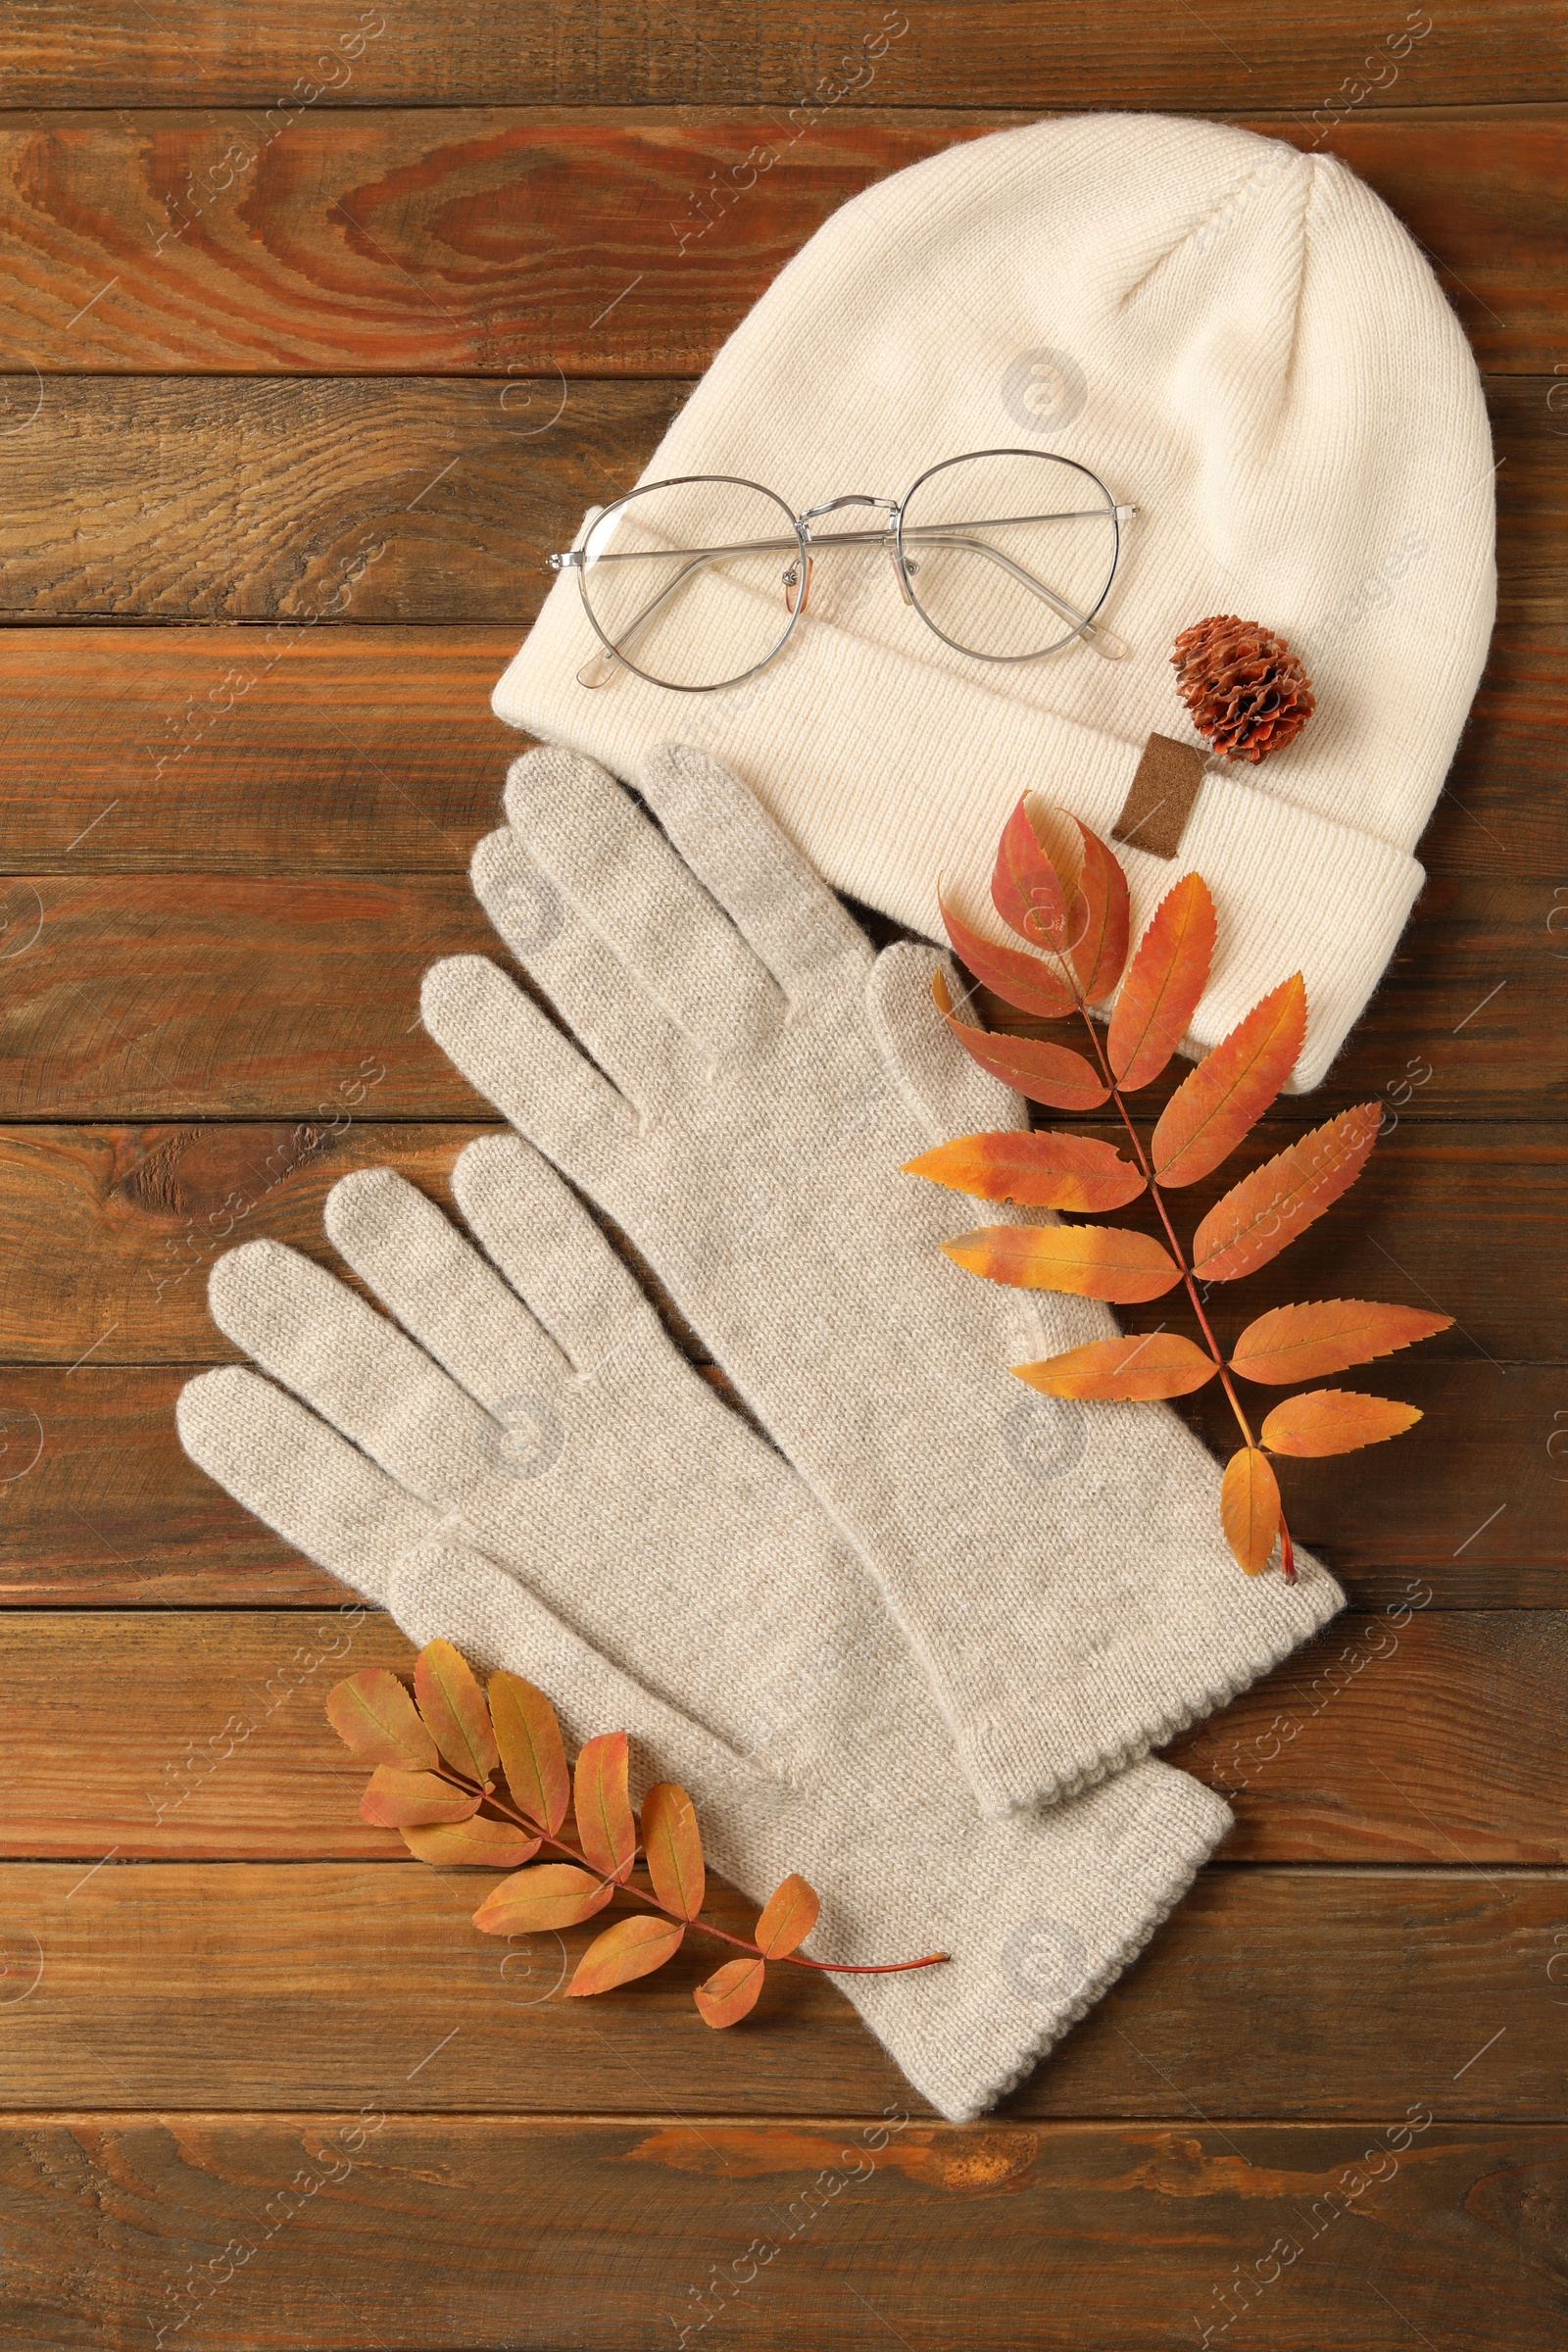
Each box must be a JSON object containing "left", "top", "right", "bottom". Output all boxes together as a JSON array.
[{"left": 1171, "top": 614, "right": 1315, "bottom": 763}]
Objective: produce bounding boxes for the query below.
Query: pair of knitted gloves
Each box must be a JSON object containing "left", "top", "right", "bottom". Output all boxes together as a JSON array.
[{"left": 178, "top": 743, "right": 1343, "bottom": 2119}]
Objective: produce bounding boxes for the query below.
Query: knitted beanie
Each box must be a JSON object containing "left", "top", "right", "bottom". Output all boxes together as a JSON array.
[{"left": 492, "top": 113, "right": 1495, "bottom": 1089}]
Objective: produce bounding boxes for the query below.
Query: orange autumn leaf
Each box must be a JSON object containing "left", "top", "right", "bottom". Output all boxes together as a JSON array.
[
  {"left": 1260, "top": 1390, "right": 1422, "bottom": 1457},
  {"left": 360, "top": 1766, "right": 481, "bottom": 1829},
  {"left": 401, "top": 1817, "right": 541, "bottom": 1869},
  {"left": 991, "top": 796, "right": 1068, "bottom": 950},
  {"left": 1065, "top": 817, "right": 1131, "bottom": 1003},
  {"left": 1012, "top": 1332, "right": 1219, "bottom": 1400},
  {"left": 326, "top": 1668, "right": 438, "bottom": 1771},
  {"left": 939, "top": 895, "right": 1076, "bottom": 1021},
  {"left": 932, "top": 970, "right": 1108, "bottom": 1111},
  {"left": 566, "top": 1914, "right": 686, "bottom": 1998},
  {"left": 755, "top": 1873, "right": 820, "bottom": 1958},
  {"left": 943, "top": 1221, "right": 1181, "bottom": 1303},
  {"left": 414, "top": 1638, "right": 499, "bottom": 1784},
  {"left": 1230, "top": 1298, "right": 1453, "bottom": 1386},
  {"left": 1106, "top": 872, "right": 1216, "bottom": 1090},
  {"left": 1152, "top": 974, "right": 1307, "bottom": 1189},
  {"left": 903, "top": 1129, "right": 1145, "bottom": 1211},
  {"left": 471, "top": 1861, "right": 615, "bottom": 1936},
  {"left": 490, "top": 1670, "right": 571, "bottom": 1834},
  {"left": 573, "top": 1730, "right": 637, "bottom": 1885},
  {"left": 1220, "top": 1446, "right": 1281, "bottom": 1576},
  {"left": 641, "top": 1783, "right": 706, "bottom": 1922},
  {"left": 1191, "top": 1104, "right": 1381, "bottom": 1283},
  {"left": 694, "top": 1954, "right": 766, "bottom": 2030}
]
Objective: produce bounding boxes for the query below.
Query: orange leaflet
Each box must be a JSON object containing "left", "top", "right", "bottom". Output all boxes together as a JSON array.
[
  {"left": 414, "top": 1638, "right": 499, "bottom": 1783},
  {"left": 1260, "top": 1390, "right": 1422, "bottom": 1457},
  {"left": 991, "top": 797, "right": 1068, "bottom": 950},
  {"left": 939, "top": 894, "right": 1076, "bottom": 1020},
  {"left": 943, "top": 1222, "right": 1181, "bottom": 1303},
  {"left": 1065, "top": 817, "right": 1130, "bottom": 1003},
  {"left": 755, "top": 1874, "right": 820, "bottom": 1959},
  {"left": 1220, "top": 1446, "right": 1280, "bottom": 1576},
  {"left": 1190, "top": 1103, "right": 1380, "bottom": 1283},
  {"left": 359, "top": 1766, "right": 482, "bottom": 1829},
  {"left": 932, "top": 970, "right": 1108, "bottom": 1111},
  {"left": 1012, "top": 1332, "right": 1219, "bottom": 1400},
  {"left": 1152, "top": 974, "right": 1307, "bottom": 1189},
  {"left": 641, "top": 1783, "right": 706, "bottom": 1922},
  {"left": 1229, "top": 1298, "right": 1453, "bottom": 1385},
  {"left": 694, "top": 1955, "right": 766, "bottom": 2030},
  {"left": 472, "top": 1862, "right": 615, "bottom": 1936},
  {"left": 903, "top": 1129, "right": 1145, "bottom": 1211},
  {"left": 1106, "top": 873, "right": 1217, "bottom": 1091},
  {"left": 574, "top": 1730, "right": 637, "bottom": 1884},
  {"left": 326, "top": 1668, "right": 439, "bottom": 1771},
  {"left": 566, "top": 1915, "right": 686, "bottom": 1998},
  {"left": 490, "top": 1670, "right": 571, "bottom": 1834},
  {"left": 401, "top": 1818, "right": 541, "bottom": 1868}
]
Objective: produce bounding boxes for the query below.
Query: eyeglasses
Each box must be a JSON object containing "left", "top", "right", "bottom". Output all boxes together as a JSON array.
[{"left": 547, "top": 449, "right": 1136, "bottom": 693}]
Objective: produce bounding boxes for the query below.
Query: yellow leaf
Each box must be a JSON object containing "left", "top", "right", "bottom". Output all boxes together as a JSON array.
[
  {"left": 566, "top": 1914, "right": 685, "bottom": 1997},
  {"left": 1220, "top": 1446, "right": 1280, "bottom": 1576},
  {"left": 694, "top": 1955, "right": 766, "bottom": 2030},
  {"left": 1260, "top": 1390, "right": 1422, "bottom": 1457},
  {"left": 1013, "top": 1333, "right": 1219, "bottom": 1400}
]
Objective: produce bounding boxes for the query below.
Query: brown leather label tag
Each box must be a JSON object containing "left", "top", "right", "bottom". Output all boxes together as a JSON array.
[{"left": 1111, "top": 733, "right": 1209, "bottom": 859}]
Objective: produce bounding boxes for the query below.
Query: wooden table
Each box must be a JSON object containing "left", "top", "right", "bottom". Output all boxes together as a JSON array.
[{"left": 0, "top": 7, "right": 1563, "bottom": 2345}]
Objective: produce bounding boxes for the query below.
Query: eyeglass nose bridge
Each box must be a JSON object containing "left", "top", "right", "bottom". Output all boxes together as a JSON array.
[{"left": 788, "top": 494, "right": 913, "bottom": 612}]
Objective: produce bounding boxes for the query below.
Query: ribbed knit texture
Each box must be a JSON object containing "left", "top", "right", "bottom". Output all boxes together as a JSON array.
[
  {"left": 491, "top": 113, "right": 1495, "bottom": 1091},
  {"left": 421, "top": 743, "right": 1343, "bottom": 1820},
  {"left": 176, "top": 1139, "right": 1234, "bottom": 2122}
]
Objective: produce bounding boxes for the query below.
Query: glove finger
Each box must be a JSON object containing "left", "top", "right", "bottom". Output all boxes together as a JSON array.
[
  {"left": 420, "top": 954, "right": 637, "bottom": 1198},
  {"left": 503, "top": 746, "right": 780, "bottom": 1058},
  {"left": 471, "top": 827, "right": 701, "bottom": 1111},
  {"left": 452, "top": 1133, "right": 664, "bottom": 1381},
  {"left": 636, "top": 741, "right": 873, "bottom": 998},
  {"left": 208, "top": 1238, "right": 511, "bottom": 1517},
  {"left": 864, "top": 939, "right": 1027, "bottom": 1141},
  {"left": 325, "top": 1164, "right": 572, "bottom": 1404},
  {"left": 176, "top": 1365, "right": 436, "bottom": 1602}
]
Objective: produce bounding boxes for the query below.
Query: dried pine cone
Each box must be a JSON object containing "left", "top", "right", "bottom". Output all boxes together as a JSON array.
[{"left": 1171, "top": 614, "right": 1315, "bottom": 763}]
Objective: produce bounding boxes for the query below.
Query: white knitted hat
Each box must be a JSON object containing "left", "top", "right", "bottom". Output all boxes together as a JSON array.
[{"left": 493, "top": 113, "right": 1495, "bottom": 1089}]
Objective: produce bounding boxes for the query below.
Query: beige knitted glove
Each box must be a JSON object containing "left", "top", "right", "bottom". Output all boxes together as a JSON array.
[
  {"left": 421, "top": 742, "right": 1343, "bottom": 1817},
  {"left": 176, "top": 1135, "right": 1232, "bottom": 2122}
]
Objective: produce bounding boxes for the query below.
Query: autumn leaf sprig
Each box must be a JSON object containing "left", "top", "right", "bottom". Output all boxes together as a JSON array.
[
  {"left": 908, "top": 799, "right": 1451, "bottom": 1579},
  {"left": 328, "top": 1640, "right": 947, "bottom": 2026}
]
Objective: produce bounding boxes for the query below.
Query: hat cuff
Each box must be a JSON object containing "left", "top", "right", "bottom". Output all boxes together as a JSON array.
[{"left": 495, "top": 582, "right": 1426, "bottom": 1092}]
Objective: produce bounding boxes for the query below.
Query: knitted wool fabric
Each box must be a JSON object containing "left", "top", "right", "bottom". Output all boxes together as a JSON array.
[
  {"left": 491, "top": 113, "right": 1494, "bottom": 1091},
  {"left": 176, "top": 1141, "right": 1233, "bottom": 2122}
]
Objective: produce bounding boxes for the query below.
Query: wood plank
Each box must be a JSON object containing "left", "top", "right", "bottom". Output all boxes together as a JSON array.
[
  {"left": 0, "top": 625, "right": 1559, "bottom": 877},
  {"left": 0, "top": 857, "right": 1562, "bottom": 1117},
  {"left": 0, "top": 373, "right": 1557, "bottom": 623},
  {"left": 4, "top": 1355, "right": 1563, "bottom": 1609},
  {"left": 0, "top": 113, "right": 1559, "bottom": 376},
  {"left": 2, "top": 2, "right": 1552, "bottom": 110},
  {"left": 0, "top": 2115, "right": 1562, "bottom": 2352},
  {"left": 0, "top": 1120, "right": 1562, "bottom": 1359},
  {"left": 5, "top": 1357, "right": 1560, "bottom": 1610},
  {"left": 2, "top": 1607, "right": 1563, "bottom": 1864},
  {"left": 0, "top": 1860, "right": 1561, "bottom": 2119}
]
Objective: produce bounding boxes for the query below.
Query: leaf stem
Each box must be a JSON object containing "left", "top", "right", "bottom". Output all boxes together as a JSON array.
[
  {"left": 428, "top": 1770, "right": 948, "bottom": 1973},
  {"left": 1042, "top": 953, "right": 1296, "bottom": 1583}
]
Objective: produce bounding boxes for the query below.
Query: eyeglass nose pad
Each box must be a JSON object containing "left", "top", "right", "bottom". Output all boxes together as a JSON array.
[
  {"left": 888, "top": 545, "right": 916, "bottom": 607},
  {"left": 782, "top": 552, "right": 813, "bottom": 613}
]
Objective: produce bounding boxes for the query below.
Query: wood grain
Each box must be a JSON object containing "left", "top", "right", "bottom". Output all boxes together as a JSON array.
[
  {"left": 0, "top": 374, "right": 1559, "bottom": 623},
  {"left": 0, "top": 1860, "right": 1561, "bottom": 2119},
  {"left": 0, "top": 2114, "right": 1562, "bottom": 2352},
  {"left": 2, "top": 1608, "right": 1563, "bottom": 1863},
  {"left": 0, "top": 1117, "right": 1560, "bottom": 1356},
  {"left": 2, "top": 1, "right": 1553, "bottom": 109},
  {"left": 0, "top": 113, "right": 1560, "bottom": 376},
  {"left": 0, "top": 863, "right": 1561, "bottom": 1117},
  {"left": 0, "top": 626, "right": 1559, "bottom": 877},
  {"left": 3, "top": 1358, "right": 1562, "bottom": 1609}
]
